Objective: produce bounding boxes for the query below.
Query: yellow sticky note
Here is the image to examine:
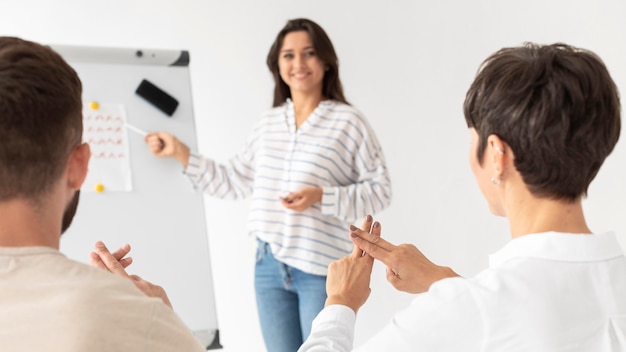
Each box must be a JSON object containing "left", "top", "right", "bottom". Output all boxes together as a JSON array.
[
  {"left": 94, "top": 183, "right": 105, "bottom": 193},
  {"left": 89, "top": 101, "right": 99, "bottom": 110}
]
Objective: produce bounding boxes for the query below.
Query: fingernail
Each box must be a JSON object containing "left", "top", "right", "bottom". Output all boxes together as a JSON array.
[
  {"left": 349, "top": 224, "right": 357, "bottom": 231},
  {"left": 373, "top": 222, "right": 380, "bottom": 228},
  {"left": 365, "top": 214, "right": 372, "bottom": 222},
  {"left": 351, "top": 232, "right": 358, "bottom": 238}
]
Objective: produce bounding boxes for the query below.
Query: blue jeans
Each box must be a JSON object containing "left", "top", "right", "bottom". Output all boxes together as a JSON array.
[{"left": 254, "top": 239, "right": 327, "bottom": 352}]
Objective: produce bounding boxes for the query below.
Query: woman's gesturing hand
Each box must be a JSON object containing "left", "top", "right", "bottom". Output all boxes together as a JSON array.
[
  {"left": 349, "top": 218, "right": 459, "bottom": 294},
  {"left": 325, "top": 215, "right": 379, "bottom": 313}
]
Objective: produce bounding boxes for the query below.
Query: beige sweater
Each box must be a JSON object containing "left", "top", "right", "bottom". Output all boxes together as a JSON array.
[{"left": 0, "top": 246, "right": 205, "bottom": 352}]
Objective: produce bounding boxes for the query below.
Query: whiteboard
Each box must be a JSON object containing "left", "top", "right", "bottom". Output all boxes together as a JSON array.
[{"left": 54, "top": 44, "right": 221, "bottom": 349}]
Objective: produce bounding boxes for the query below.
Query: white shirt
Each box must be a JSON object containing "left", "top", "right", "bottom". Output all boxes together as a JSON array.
[
  {"left": 184, "top": 99, "right": 392, "bottom": 275},
  {"left": 299, "top": 232, "right": 626, "bottom": 351},
  {"left": 0, "top": 246, "right": 206, "bottom": 352}
]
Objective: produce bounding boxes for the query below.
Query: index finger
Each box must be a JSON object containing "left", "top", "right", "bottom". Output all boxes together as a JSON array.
[
  {"left": 350, "top": 215, "right": 374, "bottom": 257},
  {"left": 110, "top": 243, "right": 131, "bottom": 261},
  {"left": 350, "top": 234, "right": 396, "bottom": 267},
  {"left": 144, "top": 132, "right": 157, "bottom": 142},
  {"left": 351, "top": 226, "right": 395, "bottom": 252},
  {"left": 94, "top": 241, "right": 130, "bottom": 278}
]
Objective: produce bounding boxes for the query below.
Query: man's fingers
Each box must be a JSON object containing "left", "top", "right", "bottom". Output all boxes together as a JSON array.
[
  {"left": 110, "top": 244, "right": 133, "bottom": 268},
  {"left": 94, "top": 241, "right": 130, "bottom": 277},
  {"left": 89, "top": 252, "right": 107, "bottom": 270},
  {"left": 110, "top": 243, "right": 131, "bottom": 261},
  {"left": 119, "top": 257, "right": 133, "bottom": 269},
  {"left": 91, "top": 248, "right": 132, "bottom": 270}
]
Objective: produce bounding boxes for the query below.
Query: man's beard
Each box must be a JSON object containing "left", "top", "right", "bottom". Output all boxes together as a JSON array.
[{"left": 61, "top": 190, "right": 80, "bottom": 234}]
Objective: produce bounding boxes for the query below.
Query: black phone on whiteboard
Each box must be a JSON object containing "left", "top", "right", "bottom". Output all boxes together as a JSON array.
[{"left": 135, "top": 79, "right": 179, "bottom": 116}]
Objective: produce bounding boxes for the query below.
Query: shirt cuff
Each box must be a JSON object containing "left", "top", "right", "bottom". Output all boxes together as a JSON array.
[
  {"left": 300, "top": 305, "right": 356, "bottom": 351},
  {"left": 315, "top": 304, "right": 356, "bottom": 325},
  {"left": 320, "top": 187, "right": 338, "bottom": 216},
  {"left": 184, "top": 153, "right": 203, "bottom": 176}
]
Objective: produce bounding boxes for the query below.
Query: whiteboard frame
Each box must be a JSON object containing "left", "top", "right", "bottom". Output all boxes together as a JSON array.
[{"left": 53, "top": 44, "right": 221, "bottom": 350}]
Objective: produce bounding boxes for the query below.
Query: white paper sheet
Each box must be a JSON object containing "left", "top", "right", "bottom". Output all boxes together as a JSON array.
[{"left": 81, "top": 103, "right": 133, "bottom": 192}]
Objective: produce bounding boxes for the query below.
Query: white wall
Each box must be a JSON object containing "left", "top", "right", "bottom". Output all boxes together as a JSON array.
[{"left": 3, "top": 0, "right": 625, "bottom": 350}]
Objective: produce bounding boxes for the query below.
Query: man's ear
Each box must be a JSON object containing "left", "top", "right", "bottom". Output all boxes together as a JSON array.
[{"left": 67, "top": 143, "right": 91, "bottom": 190}]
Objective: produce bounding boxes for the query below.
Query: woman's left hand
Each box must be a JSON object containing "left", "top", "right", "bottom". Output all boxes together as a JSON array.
[
  {"left": 350, "top": 219, "right": 460, "bottom": 294},
  {"left": 280, "top": 186, "right": 323, "bottom": 212}
]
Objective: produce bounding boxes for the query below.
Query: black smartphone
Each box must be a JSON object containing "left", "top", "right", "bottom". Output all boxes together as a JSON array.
[{"left": 135, "top": 79, "right": 179, "bottom": 116}]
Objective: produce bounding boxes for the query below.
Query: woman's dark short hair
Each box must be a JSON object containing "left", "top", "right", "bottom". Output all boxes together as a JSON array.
[
  {"left": 0, "top": 37, "right": 83, "bottom": 201},
  {"left": 266, "top": 18, "right": 348, "bottom": 107},
  {"left": 464, "top": 42, "right": 621, "bottom": 201}
]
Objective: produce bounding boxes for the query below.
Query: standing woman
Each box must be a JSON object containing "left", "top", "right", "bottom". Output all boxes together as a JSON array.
[{"left": 146, "top": 18, "right": 392, "bottom": 352}]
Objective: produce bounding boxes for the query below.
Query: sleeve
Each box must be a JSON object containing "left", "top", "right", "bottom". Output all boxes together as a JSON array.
[
  {"left": 182, "top": 130, "right": 257, "bottom": 200},
  {"left": 320, "top": 115, "right": 392, "bottom": 222},
  {"left": 300, "top": 279, "right": 485, "bottom": 352},
  {"left": 145, "top": 302, "right": 207, "bottom": 352},
  {"left": 298, "top": 305, "right": 357, "bottom": 352}
]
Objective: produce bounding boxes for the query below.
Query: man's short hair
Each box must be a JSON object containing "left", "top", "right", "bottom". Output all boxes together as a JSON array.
[
  {"left": 0, "top": 37, "right": 83, "bottom": 202},
  {"left": 464, "top": 42, "right": 621, "bottom": 201}
]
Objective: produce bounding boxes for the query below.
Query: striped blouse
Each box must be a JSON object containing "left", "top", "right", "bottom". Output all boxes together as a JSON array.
[{"left": 184, "top": 99, "right": 392, "bottom": 276}]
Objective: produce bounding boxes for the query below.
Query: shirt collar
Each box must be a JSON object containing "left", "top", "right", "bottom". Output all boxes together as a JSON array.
[
  {"left": 283, "top": 98, "right": 333, "bottom": 132},
  {"left": 489, "top": 232, "right": 624, "bottom": 268},
  {"left": 0, "top": 246, "right": 61, "bottom": 256}
]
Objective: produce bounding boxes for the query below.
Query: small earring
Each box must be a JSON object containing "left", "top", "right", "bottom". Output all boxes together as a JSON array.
[{"left": 491, "top": 176, "right": 501, "bottom": 185}]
